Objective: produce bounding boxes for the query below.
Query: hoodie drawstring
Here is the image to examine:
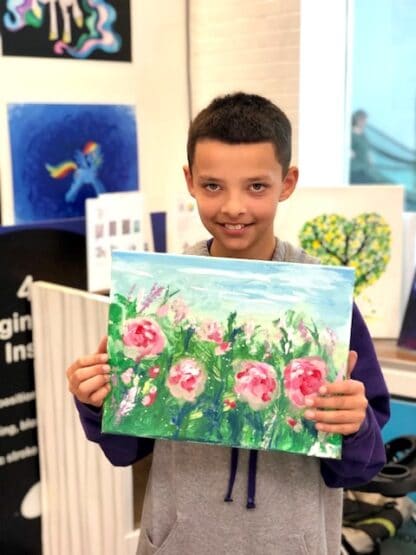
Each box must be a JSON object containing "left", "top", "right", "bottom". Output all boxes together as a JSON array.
[
  {"left": 224, "top": 447, "right": 239, "bottom": 502},
  {"left": 224, "top": 448, "right": 257, "bottom": 509},
  {"left": 247, "top": 449, "right": 258, "bottom": 509}
]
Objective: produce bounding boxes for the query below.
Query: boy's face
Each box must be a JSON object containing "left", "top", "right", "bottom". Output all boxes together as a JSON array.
[{"left": 184, "top": 140, "right": 298, "bottom": 260}]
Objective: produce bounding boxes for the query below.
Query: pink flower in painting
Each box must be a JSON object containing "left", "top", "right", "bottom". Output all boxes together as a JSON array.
[
  {"left": 156, "top": 303, "right": 169, "bottom": 317},
  {"left": 298, "top": 321, "right": 312, "bottom": 342},
  {"left": 166, "top": 358, "right": 206, "bottom": 402},
  {"left": 234, "top": 360, "right": 278, "bottom": 410},
  {"left": 121, "top": 367, "right": 134, "bottom": 385},
  {"left": 148, "top": 366, "right": 160, "bottom": 378},
  {"left": 123, "top": 317, "right": 166, "bottom": 361},
  {"left": 197, "top": 320, "right": 224, "bottom": 344},
  {"left": 283, "top": 356, "right": 328, "bottom": 408},
  {"left": 215, "top": 342, "right": 231, "bottom": 356},
  {"left": 142, "top": 385, "right": 158, "bottom": 407},
  {"left": 171, "top": 298, "right": 188, "bottom": 324}
]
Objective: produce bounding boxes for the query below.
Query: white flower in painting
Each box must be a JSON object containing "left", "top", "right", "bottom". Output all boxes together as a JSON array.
[
  {"left": 243, "top": 321, "right": 255, "bottom": 342},
  {"left": 320, "top": 327, "right": 338, "bottom": 355},
  {"left": 135, "top": 289, "right": 146, "bottom": 313},
  {"left": 117, "top": 385, "right": 139, "bottom": 418}
]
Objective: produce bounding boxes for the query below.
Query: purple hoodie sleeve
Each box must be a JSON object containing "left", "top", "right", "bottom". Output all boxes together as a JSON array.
[
  {"left": 320, "top": 302, "right": 390, "bottom": 488},
  {"left": 75, "top": 398, "right": 154, "bottom": 466}
]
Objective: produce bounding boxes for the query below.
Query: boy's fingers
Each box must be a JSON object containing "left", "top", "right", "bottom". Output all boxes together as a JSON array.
[
  {"left": 66, "top": 353, "right": 108, "bottom": 378},
  {"left": 311, "top": 389, "right": 367, "bottom": 411},
  {"left": 320, "top": 379, "right": 365, "bottom": 397},
  {"left": 96, "top": 336, "right": 108, "bottom": 355},
  {"left": 346, "top": 350, "right": 358, "bottom": 379},
  {"left": 68, "top": 364, "right": 110, "bottom": 390},
  {"left": 71, "top": 374, "right": 110, "bottom": 401},
  {"left": 89, "top": 384, "right": 111, "bottom": 407},
  {"left": 306, "top": 408, "right": 364, "bottom": 424},
  {"left": 315, "top": 422, "right": 361, "bottom": 435}
]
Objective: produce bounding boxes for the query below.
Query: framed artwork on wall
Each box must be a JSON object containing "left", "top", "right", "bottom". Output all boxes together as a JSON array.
[
  {"left": 275, "top": 185, "right": 404, "bottom": 338},
  {"left": 102, "top": 251, "right": 355, "bottom": 460},
  {"left": 4, "top": 103, "right": 139, "bottom": 224},
  {"left": 0, "top": 1, "right": 131, "bottom": 61}
]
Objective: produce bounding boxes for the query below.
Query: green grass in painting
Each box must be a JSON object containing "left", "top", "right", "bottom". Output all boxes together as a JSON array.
[{"left": 102, "top": 284, "right": 347, "bottom": 459}]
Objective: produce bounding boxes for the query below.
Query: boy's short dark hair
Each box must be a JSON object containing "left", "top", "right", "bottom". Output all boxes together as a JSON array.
[{"left": 187, "top": 92, "right": 292, "bottom": 175}]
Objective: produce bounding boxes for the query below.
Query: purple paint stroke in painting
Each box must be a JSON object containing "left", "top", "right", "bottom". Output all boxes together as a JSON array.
[{"left": 139, "top": 283, "right": 164, "bottom": 312}]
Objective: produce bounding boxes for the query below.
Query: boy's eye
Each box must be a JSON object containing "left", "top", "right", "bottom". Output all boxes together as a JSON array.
[
  {"left": 203, "top": 183, "right": 220, "bottom": 192},
  {"left": 250, "top": 183, "right": 266, "bottom": 192}
]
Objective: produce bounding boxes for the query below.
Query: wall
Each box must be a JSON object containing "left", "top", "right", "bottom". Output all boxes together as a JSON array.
[{"left": 189, "top": 0, "right": 301, "bottom": 163}]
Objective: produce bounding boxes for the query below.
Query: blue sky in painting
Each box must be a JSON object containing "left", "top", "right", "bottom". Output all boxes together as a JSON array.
[
  {"left": 111, "top": 251, "right": 355, "bottom": 341},
  {"left": 8, "top": 103, "right": 139, "bottom": 223}
]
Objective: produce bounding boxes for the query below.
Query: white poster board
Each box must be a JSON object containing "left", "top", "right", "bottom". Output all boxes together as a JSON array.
[
  {"left": 167, "top": 195, "right": 207, "bottom": 254},
  {"left": 86, "top": 191, "right": 145, "bottom": 292}
]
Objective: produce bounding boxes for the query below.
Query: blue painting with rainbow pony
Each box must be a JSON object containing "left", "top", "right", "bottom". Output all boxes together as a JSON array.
[{"left": 7, "top": 103, "right": 139, "bottom": 223}]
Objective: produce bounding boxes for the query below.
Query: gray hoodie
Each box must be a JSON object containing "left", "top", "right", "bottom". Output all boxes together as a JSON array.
[{"left": 136, "top": 240, "right": 341, "bottom": 555}]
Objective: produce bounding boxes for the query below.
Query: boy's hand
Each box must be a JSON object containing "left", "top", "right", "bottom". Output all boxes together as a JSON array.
[
  {"left": 66, "top": 336, "right": 111, "bottom": 408},
  {"left": 304, "top": 351, "right": 368, "bottom": 435}
]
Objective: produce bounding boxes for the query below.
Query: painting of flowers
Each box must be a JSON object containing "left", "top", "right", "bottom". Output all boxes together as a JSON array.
[{"left": 102, "top": 251, "right": 355, "bottom": 459}]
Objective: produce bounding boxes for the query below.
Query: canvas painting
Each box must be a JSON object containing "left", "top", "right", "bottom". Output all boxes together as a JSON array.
[
  {"left": 0, "top": 1, "right": 131, "bottom": 61},
  {"left": 274, "top": 185, "right": 403, "bottom": 338},
  {"left": 102, "top": 251, "right": 355, "bottom": 459},
  {"left": 6, "top": 103, "right": 139, "bottom": 223}
]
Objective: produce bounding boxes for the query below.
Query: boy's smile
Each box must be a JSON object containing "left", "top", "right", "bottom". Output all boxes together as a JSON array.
[{"left": 184, "top": 140, "right": 298, "bottom": 260}]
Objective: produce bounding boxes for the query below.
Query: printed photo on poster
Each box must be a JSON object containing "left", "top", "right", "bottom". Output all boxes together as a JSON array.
[
  {"left": 6, "top": 103, "right": 139, "bottom": 223},
  {"left": 0, "top": 1, "right": 131, "bottom": 61},
  {"left": 102, "top": 251, "right": 355, "bottom": 460}
]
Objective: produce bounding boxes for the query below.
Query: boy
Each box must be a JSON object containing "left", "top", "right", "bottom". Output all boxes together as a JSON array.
[{"left": 67, "top": 93, "right": 390, "bottom": 555}]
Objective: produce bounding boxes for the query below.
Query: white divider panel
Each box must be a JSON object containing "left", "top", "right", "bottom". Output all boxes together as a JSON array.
[{"left": 31, "top": 281, "right": 136, "bottom": 555}]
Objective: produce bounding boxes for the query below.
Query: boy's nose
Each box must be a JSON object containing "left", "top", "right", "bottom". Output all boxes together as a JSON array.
[{"left": 220, "top": 195, "right": 247, "bottom": 218}]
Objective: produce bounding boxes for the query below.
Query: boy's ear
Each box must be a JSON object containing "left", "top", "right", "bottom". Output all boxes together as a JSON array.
[
  {"left": 279, "top": 166, "right": 298, "bottom": 202},
  {"left": 183, "top": 165, "right": 195, "bottom": 197}
]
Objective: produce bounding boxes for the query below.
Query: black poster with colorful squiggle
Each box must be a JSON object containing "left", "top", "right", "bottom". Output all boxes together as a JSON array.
[{"left": 0, "top": 1, "right": 131, "bottom": 61}]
